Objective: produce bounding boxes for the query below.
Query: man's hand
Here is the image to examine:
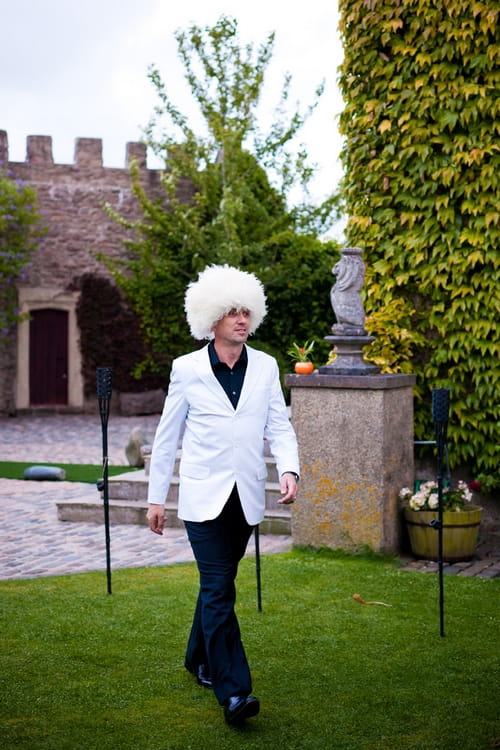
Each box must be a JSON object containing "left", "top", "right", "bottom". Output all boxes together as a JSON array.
[
  {"left": 147, "top": 504, "right": 165, "bottom": 535},
  {"left": 278, "top": 472, "right": 298, "bottom": 504}
]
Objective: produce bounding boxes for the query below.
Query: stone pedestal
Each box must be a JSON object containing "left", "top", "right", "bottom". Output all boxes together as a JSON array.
[
  {"left": 319, "top": 335, "right": 380, "bottom": 376},
  {"left": 284, "top": 372, "right": 416, "bottom": 554}
]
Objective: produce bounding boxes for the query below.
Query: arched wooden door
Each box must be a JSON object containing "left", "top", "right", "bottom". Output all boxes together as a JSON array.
[{"left": 29, "top": 309, "right": 68, "bottom": 405}]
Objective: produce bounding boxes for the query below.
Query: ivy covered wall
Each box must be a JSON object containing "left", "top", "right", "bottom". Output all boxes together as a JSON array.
[{"left": 338, "top": 0, "right": 499, "bottom": 488}]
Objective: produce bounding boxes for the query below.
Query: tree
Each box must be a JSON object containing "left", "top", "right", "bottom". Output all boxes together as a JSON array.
[
  {"left": 102, "top": 15, "right": 340, "bottom": 381},
  {"left": 75, "top": 273, "right": 165, "bottom": 397},
  {"left": 0, "top": 166, "right": 45, "bottom": 339},
  {"left": 338, "top": 0, "right": 499, "bottom": 488}
]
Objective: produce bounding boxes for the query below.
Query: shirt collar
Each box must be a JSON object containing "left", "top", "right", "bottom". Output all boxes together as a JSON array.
[{"left": 208, "top": 341, "right": 248, "bottom": 369}]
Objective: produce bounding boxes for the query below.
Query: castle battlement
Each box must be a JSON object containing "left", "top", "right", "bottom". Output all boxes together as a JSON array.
[
  {"left": 0, "top": 130, "right": 150, "bottom": 171},
  {"left": 0, "top": 128, "right": 171, "bottom": 296},
  {"left": 0, "top": 129, "right": 192, "bottom": 416}
]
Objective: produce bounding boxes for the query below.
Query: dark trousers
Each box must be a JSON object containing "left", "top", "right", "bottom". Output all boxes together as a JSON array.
[{"left": 184, "top": 485, "right": 254, "bottom": 705}]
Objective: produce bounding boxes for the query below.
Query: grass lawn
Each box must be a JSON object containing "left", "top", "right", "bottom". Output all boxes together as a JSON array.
[
  {"left": 0, "top": 549, "right": 498, "bottom": 750},
  {"left": 0, "top": 461, "right": 139, "bottom": 483}
]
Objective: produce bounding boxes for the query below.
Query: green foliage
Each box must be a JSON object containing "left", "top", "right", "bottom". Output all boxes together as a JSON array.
[
  {"left": 102, "top": 15, "right": 340, "bottom": 382},
  {"left": 75, "top": 273, "right": 165, "bottom": 395},
  {"left": 1, "top": 554, "right": 499, "bottom": 749},
  {"left": 287, "top": 340, "right": 315, "bottom": 363},
  {"left": 364, "top": 297, "right": 426, "bottom": 373},
  {"left": 338, "top": 0, "right": 500, "bottom": 485},
  {"left": 0, "top": 166, "right": 45, "bottom": 339}
]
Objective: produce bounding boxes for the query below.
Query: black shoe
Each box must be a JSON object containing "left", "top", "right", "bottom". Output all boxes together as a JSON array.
[
  {"left": 195, "top": 664, "right": 213, "bottom": 689},
  {"left": 224, "top": 695, "right": 260, "bottom": 725},
  {"left": 185, "top": 661, "right": 213, "bottom": 689}
]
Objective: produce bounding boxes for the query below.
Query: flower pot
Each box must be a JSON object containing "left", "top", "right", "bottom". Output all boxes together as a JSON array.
[
  {"left": 294, "top": 361, "right": 314, "bottom": 374},
  {"left": 404, "top": 505, "right": 483, "bottom": 562}
]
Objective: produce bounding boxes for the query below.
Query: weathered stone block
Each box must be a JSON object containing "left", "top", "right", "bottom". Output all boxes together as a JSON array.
[
  {"left": 285, "top": 372, "right": 416, "bottom": 554},
  {"left": 125, "top": 427, "right": 148, "bottom": 467},
  {"left": 119, "top": 389, "right": 165, "bottom": 416}
]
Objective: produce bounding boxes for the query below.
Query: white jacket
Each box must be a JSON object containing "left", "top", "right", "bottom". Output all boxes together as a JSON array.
[{"left": 147, "top": 343, "right": 300, "bottom": 525}]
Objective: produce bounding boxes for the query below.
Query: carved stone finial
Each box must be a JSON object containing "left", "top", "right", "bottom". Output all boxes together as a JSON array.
[
  {"left": 330, "top": 247, "right": 366, "bottom": 335},
  {"left": 318, "top": 247, "right": 380, "bottom": 376}
]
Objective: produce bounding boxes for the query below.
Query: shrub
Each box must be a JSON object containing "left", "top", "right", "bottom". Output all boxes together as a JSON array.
[{"left": 338, "top": 0, "right": 500, "bottom": 486}]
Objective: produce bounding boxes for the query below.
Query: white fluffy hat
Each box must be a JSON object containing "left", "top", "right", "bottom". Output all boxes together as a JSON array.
[{"left": 185, "top": 264, "right": 267, "bottom": 340}]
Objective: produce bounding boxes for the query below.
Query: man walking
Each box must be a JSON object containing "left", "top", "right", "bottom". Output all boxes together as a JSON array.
[{"left": 147, "top": 264, "right": 299, "bottom": 726}]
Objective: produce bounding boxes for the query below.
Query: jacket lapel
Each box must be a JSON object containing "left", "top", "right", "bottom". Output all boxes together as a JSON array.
[
  {"left": 192, "top": 345, "right": 233, "bottom": 409},
  {"left": 236, "top": 346, "right": 264, "bottom": 411},
  {"left": 192, "top": 344, "right": 264, "bottom": 412}
]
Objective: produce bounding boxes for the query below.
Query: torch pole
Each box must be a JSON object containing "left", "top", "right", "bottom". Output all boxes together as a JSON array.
[
  {"left": 255, "top": 525, "right": 262, "bottom": 612},
  {"left": 431, "top": 387, "right": 450, "bottom": 638},
  {"left": 96, "top": 367, "right": 113, "bottom": 595}
]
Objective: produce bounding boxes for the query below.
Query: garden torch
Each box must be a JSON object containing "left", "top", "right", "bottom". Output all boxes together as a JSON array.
[
  {"left": 96, "top": 367, "right": 113, "bottom": 595},
  {"left": 255, "top": 525, "right": 262, "bottom": 612},
  {"left": 431, "top": 387, "right": 450, "bottom": 637}
]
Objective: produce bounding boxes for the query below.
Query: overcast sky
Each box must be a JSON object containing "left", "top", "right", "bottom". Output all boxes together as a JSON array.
[{"left": 1, "top": 0, "right": 344, "bottom": 208}]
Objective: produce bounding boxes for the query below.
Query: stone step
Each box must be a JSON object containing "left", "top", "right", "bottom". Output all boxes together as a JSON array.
[
  {"left": 56, "top": 497, "right": 291, "bottom": 535},
  {"left": 106, "top": 467, "right": 284, "bottom": 510},
  {"left": 148, "top": 451, "right": 279, "bottom": 485},
  {"left": 56, "top": 464, "right": 291, "bottom": 535}
]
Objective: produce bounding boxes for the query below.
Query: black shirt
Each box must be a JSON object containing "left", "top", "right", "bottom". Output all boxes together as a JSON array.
[
  {"left": 208, "top": 341, "right": 247, "bottom": 409},
  {"left": 208, "top": 342, "right": 298, "bottom": 482}
]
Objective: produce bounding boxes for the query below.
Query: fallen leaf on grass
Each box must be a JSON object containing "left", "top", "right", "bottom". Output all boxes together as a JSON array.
[{"left": 352, "top": 593, "right": 392, "bottom": 607}]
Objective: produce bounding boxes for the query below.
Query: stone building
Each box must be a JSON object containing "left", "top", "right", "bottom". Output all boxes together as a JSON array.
[{"left": 0, "top": 129, "right": 174, "bottom": 415}]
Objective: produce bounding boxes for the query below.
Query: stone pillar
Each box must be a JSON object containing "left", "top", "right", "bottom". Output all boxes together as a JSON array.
[
  {"left": 285, "top": 371, "right": 416, "bottom": 554},
  {"left": 126, "top": 141, "right": 147, "bottom": 169},
  {"left": 0, "top": 129, "right": 8, "bottom": 164},
  {"left": 75, "top": 138, "right": 103, "bottom": 168},
  {"left": 27, "top": 135, "right": 54, "bottom": 165}
]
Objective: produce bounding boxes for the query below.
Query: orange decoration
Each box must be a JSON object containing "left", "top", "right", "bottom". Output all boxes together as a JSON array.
[{"left": 294, "top": 361, "right": 314, "bottom": 375}]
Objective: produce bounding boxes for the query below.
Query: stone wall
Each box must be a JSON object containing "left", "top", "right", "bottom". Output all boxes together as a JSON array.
[
  {"left": 0, "top": 130, "right": 191, "bottom": 414},
  {"left": 0, "top": 131, "right": 165, "bottom": 290}
]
